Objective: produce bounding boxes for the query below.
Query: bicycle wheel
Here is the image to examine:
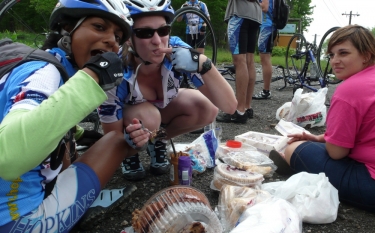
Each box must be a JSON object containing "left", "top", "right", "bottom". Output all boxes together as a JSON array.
[
  {"left": 317, "top": 26, "right": 341, "bottom": 85},
  {"left": 171, "top": 6, "right": 217, "bottom": 65},
  {"left": 0, "top": 0, "right": 49, "bottom": 48},
  {"left": 285, "top": 33, "right": 307, "bottom": 82}
]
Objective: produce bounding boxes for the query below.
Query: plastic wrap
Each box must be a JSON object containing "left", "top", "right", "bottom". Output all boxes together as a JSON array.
[
  {"left": 131, "top": 186, "right": 222, "bottom": 233},
  {"left": 230, "top": 197, "right": 302, "bottom": 233},
  {"left": 210, "top": 163, "right": 264, "bottom": 191},
  {"left": 217, "top": 185, "right": 272, "bottom": 232},
  {"left": 167, "top": 129, "right": 219, "bottom": 174},
  {"left": 234, "top": 131, "right": 288, "bottom": 155},
  {"left": 216, "top": 143, "right": 276, "bottom": 177}
]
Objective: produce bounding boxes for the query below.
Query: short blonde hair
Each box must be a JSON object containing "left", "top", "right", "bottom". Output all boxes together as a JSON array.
[{"left": 327, "top": 25, "right": 375, "bottom": 66}]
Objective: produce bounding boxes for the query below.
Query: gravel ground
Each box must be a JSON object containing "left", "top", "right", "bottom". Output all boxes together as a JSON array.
[{"left": 75, "top": 64, "right": 375, "bottom": 233}]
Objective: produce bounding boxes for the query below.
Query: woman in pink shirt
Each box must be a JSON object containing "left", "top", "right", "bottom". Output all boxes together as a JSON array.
[{"left": 270, "top": 25, "right": 375, "bottom": 212}]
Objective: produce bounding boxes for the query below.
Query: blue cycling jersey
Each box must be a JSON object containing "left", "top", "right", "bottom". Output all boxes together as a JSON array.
[
  {"left": 0, "top": 48, "right": 77, "bottom": 226},
  {"left": 99, "top": 36, "right": 205, "bottom": 123}
]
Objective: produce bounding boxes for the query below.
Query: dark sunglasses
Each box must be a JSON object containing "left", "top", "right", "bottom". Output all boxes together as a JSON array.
[{"left": 133, "top": 25, "right": 171, "bottom": 39}]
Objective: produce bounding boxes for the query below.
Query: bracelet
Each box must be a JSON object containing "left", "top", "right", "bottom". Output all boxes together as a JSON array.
[{"left": 199, "top": 57, "right": 212, "bottom": 75}]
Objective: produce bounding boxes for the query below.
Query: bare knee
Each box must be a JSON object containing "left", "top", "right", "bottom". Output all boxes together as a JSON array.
[
  {"left": 284, "top": 141, "right": 305, "bottom": 162},
  {"left": 123, "top": 103, "right": 161, "bottom": 130}
]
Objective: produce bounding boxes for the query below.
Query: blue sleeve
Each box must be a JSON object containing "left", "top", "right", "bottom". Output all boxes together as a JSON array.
[{"left": 170, "top": 36, "right": 191, "bottom": 48}]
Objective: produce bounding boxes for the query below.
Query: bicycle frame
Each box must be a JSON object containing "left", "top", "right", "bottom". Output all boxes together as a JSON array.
[{"left": 289, "top": 44, "right": 325, "bottom": 92}]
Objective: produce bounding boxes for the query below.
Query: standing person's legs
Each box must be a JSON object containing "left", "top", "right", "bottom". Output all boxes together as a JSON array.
[
  {"left": 217, "top": 16, "right": 258, "bottom": 123},
  {"left": 254, "top": 26, "right": 276, "bottom": 99},
  {"left": 186, "top": 34, "right": 194, "bottom": 48},
  {"left": 196, "top": 33, "right": 206, "bottom": 54},
  {"left": 244, "top": 52, "right": 256, "bottom": 118}
]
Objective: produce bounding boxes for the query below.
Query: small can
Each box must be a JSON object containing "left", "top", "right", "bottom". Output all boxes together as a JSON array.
[{"left": 178, "top": 156, "right": 192, "bottom": 186}]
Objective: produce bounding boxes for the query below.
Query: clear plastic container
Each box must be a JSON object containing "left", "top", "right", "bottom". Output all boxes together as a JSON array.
[{"left": 132, "top": 186, "right": 223, "bottom": 233}]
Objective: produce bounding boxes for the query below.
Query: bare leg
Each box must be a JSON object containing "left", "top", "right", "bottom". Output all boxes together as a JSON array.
[
  {"left": 160, "top": 89, "right": 217, "bottom": 138},
  {"left": 260, "top": 53, "right": 272, "bottom": 91},
  {"left": 232, "top": 54, "right": 248, "bottom": 112},
  {"left": 245, "top": 53, "right": 256, "bottom": 109}
]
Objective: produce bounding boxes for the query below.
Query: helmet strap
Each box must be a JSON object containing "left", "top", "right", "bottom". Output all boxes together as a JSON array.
[
  {"left": 57, "top": 17, "right": 86, "bottom": 63},
  {"left": 129, "top": 37, "right": 152, "bottom": 65}
]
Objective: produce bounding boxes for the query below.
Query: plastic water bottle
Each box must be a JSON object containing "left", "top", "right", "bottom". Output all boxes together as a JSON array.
[
  {"left": 204, "top": 120, "right": 216, "bottom": 132},
  {"left": 309, "top": 63, "right": 317, "bottom": 79}
]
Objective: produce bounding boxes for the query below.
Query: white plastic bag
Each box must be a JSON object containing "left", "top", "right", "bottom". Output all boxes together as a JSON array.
[
  {"left": 286, "top": 87, "right": 328, "bottom": 128},
  {"left": 261, "top": 172, "right": 339, "bottom": 224},
  {"left": 230, "top": 197, "right": 302, "bottom": 233},
  {"left": 276, "top": 102, "right": 291, "bottom": 120}
]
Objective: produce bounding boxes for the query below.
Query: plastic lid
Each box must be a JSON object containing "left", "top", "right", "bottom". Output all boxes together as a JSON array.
[{"left": 226, "top": 140, "right": 242, "bottom": 148}]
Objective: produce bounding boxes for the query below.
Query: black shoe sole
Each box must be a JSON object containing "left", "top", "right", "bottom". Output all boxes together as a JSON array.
[
  {"left": 150, "top": 164, "right": 171, "bottom": 175},
  {"left": 269, "top": 150, "right": 294, "bottom": 176},
  {"left": 123, "top": 170, "right": 146, "bottom": 181},
  {"left": 252, "top": 96, "right": 271, "bottom": 100}
]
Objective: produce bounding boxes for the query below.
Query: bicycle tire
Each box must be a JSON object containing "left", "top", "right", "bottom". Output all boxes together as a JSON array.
[
  {"left": 317, "top": 26, "right": 341, "bottom": 85},
  {"left": 0, "top": 0, "right": 18, "bottom": 20},
  {"left": 0, "top": 0, "right": 49, "bottom": 48},
  {"left": 285, "top": 33, "right": 307, "bottom": 82},
  {"left": 171, "top": 6, "right": 217, "bottom": 65}
]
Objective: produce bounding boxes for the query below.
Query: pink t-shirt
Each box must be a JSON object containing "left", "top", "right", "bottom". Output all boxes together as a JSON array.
[{"left": 324, "top": 65, "right": 375, "bottom": 179}]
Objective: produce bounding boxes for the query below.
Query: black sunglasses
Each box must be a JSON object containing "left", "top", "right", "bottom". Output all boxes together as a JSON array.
[{"left": 133, "top": 25, "right": 171, "bottom": 39}]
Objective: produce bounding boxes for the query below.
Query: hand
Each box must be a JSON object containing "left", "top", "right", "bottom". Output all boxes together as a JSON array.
[
  {"left": 287, "top": 132, "right": 318, "bottom": 144},
  {"left": 171, "top": 47, "right": 201, "bottom": 73},
  {"left": 76, "top": 130, "right": 103, "bottom": 147},
  {"left": 83, "top": 52, "right": 124, "bottom": 91},
  {"left": 200, "top": 25, "right": 206, "bottom": 33},
  {"left": 124, "top": 118, "right": 150, "bottom": 151}
]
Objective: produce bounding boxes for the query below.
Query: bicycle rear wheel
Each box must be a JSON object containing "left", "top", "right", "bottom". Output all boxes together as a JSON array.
[
  {"left": 285, "top": 33, "right": 307, "bottom": 83},
  {"left": 0, "top": 0, "right": 49, "bottom": 48},
  {"left": 317, "top": 26, "right": 341, "bottom": 85},
  {"left": 171, "top": 6, "right": 217, "bottom": 65},
  {"left": 171, "top": 7, "right": 217, "bottom": 89}
]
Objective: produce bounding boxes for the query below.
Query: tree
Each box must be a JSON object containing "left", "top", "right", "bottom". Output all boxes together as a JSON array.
[
  {"left": 30, "top": 0, "right": 56, "bottom": 15},
  {"left": 287, "top": 0, "right": 314, "bottom": 33},
  {"left": 371, "top": 27, "right": 375, "bottom": 36}
]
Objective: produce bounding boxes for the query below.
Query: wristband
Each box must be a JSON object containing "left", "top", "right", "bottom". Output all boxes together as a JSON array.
[{"left": 199, "top": 57, "right": 212, "bottom": 75}]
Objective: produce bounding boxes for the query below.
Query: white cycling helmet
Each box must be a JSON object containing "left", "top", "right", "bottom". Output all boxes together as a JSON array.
[
  {"left": 123, "top": 0, "right": 175, "bottom": 24},
  {"left": 50, "top": 0, "right": 133, "bottom": 43}
]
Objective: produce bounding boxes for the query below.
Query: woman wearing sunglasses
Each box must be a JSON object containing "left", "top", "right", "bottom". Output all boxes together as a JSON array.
[
  {"left": 99, "top": 0, "right": 237, "bottom": 181},
  {"left": 0, "top": 0, "right": 151, "bottom": 232}
]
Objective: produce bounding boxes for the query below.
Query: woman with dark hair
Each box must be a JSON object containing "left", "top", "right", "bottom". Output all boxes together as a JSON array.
[
  {"left": 99, "top": 0, "right": 237, "bottom": 181},
  {"left": 0, "top": 0, "right": 149, "bottom": 232},
  {"left": 270, "top": 25, "right": 375, "bottom": 213}
]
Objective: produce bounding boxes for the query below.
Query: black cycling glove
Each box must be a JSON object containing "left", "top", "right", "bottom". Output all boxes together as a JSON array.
[
  {"left": 83, "top": 52, "right": 124, "bottom": 91},
  {"left": 200, "top": 25, "right": 206, "bottom": 32}
]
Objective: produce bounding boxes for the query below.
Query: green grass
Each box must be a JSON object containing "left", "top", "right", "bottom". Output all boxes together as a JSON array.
[
  {"left": 2, "top": 31, "right": 298, "bottom": 68},
  {"left": 0, "top": 30, "right": 45, "bottom": 48}
]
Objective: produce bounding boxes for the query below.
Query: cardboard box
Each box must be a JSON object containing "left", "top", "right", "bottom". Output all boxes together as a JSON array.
[{"left": 235, "top": 131, "right": 288, "bottom": 156}]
